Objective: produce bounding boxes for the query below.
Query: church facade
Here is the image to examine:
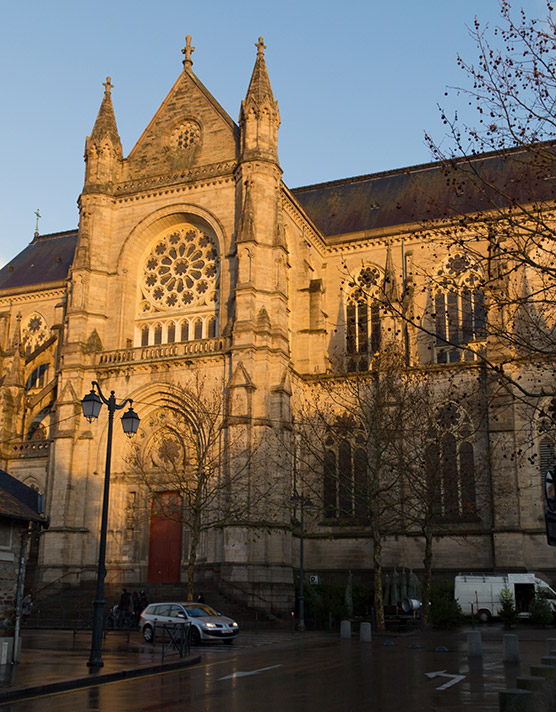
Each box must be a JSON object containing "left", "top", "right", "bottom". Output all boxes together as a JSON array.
[{"left": 0, "top": 37, "right": 553, "bottom": 612}]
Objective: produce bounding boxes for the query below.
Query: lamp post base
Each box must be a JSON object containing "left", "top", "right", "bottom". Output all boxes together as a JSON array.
[
  {"left": 87, "top": 659, "right": 104, "bottom": 671},
  {"left": 87, "top": 598, "right": 106, "bottom": 670}
]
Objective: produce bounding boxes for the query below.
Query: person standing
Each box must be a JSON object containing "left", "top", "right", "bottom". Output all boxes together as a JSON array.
[
  {"left": 22, "top": 591, "right": 33, "bottom": 620},
  {"left": 118, "top": 588, "right": 131, "bottom": 626}
]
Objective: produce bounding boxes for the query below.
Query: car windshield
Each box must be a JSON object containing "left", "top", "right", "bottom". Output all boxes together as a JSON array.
[{"left": 184, "top": 604, "right": 219, "bottom": 617}]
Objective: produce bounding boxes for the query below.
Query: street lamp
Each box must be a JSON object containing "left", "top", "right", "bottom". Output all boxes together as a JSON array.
[
  {"left": 291, "top": 490, "right": 314, "bottom": 632},
  {"left": 82, "top": 381, "right": 140, "bottom": 669}
]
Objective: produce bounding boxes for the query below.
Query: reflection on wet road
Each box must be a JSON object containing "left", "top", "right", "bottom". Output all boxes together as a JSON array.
[{"left": 1, "top": 629, "right": 549, "bottom": 711}]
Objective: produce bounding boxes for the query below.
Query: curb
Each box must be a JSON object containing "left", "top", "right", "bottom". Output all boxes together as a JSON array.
[{"left": 0, "top": 654, "right": 201, "bottom": 703}]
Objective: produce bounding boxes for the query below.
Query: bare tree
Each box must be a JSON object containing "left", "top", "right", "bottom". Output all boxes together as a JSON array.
[
  {"left": 352, "top": 2, "right": 556, "bottom": 400},
  {"left": 294, "top": 349, "right": 491, "bottom": 629},
  {"left": 294, "top": 351, "right": 429, "bottom": 631},
  {"left": 129, "top": 375, "right": 275, "bottom": 600},
  {"left": 398, "top": 372, "right": 491, "bottom": 626}
]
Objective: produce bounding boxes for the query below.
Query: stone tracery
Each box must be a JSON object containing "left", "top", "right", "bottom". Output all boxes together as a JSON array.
[
  {"left": 139, "top": 224, "right": 219, "bottom": 315},
  {"left": 136, "top": 223, "right": 219, "bottom": 346},
  {"left": 21, "top": 313, "right": 50, "bottom": 355}
]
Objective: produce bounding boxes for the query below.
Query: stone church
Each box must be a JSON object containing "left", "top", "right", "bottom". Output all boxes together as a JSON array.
[{"left": 0, "top": 37, "right": 553, "bottom": 613}]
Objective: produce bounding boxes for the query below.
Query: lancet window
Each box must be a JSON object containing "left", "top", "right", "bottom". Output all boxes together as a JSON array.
[
  {"left": 538, "top": 400, "right": 556, "bottom": 483},
  {"left": 26, "top": 363, "right": 49, "bottom": 391},
  {"left": 323, "top": 420, "right": 369, "bottom": 522},
  {"left": 425, "top": 402, "right": 477, "bottom": 521},
  {"left": 345, "top": 266, "right": 382, "bottom": 372},
  {"left": 433, "top": 254, "right": 486, "bottom": 364}
]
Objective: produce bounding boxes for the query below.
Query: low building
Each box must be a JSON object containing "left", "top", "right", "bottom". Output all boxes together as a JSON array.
[{"left": 0, "top": 470, "right": 45, "bottom": 661}]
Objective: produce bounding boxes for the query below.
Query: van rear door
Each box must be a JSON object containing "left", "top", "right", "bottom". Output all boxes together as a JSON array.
[{"left": 514, "top": 583, "right": 535, "bottom": 613}]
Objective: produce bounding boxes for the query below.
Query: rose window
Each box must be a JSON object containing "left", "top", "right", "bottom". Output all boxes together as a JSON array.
[
  {"left": 140, "top": 225, "right": 219, "bottom": 312},
  {"left": 22, "top": 313, "right": 50, "bottom": 355}
]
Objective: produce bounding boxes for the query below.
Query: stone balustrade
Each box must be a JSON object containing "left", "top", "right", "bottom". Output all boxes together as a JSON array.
[
  {"left": 11, "top": 441, "right": 50, "bottom": 457},
  {"left": 97, "top": 337, "right": 227, "bottom": 366}
]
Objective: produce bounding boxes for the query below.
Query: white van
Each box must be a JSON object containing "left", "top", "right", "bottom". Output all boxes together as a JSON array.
[{"left": 454, "top": 572, "right": 556, "bottom": 622}]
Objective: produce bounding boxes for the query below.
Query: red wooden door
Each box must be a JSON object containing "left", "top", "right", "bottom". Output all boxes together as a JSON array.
[{"left": 148, "top": 492, "right": 182, "bottom": 583}]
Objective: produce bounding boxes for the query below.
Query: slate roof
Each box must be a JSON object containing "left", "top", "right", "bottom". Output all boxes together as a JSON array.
[
  {"left": 0, "top": 470, "right": 43, "bottom": 523},
  {"left": 1, "top": 144, "right": 554, "bottom": 292},
  {"left": 291, "top": 145, "right": 556, "bottom": 238},
  {"left": 0, "top": 230, "right": 78, "bottom": 291}
]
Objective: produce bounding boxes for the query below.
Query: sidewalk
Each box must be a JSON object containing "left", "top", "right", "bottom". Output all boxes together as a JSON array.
[
  {"left": 0, "top": 629, "right": 201, "bottom": 703},
  {"left": 4, "top": 623, "right": 556, "bottom": 705}
]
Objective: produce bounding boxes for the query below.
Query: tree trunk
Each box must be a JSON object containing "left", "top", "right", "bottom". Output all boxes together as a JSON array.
[
  {"left": 373, "top": 536, "right": 385, "bottom": 632},
  {"left": 421, "top": 528, "right": 433, "bottom": 628},
  {"left": 187, "top": 524, "right": 201, "bottom": 600}
]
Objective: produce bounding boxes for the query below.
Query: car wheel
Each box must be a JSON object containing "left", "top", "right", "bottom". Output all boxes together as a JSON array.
[
  {"left": 477, "top": 609, "right": 492, "bottom": 623},
  {"left": 190, "top": 626, "right": 201, "bottom": 645},
  {"left": 143, "top": 624, "right": 154, "bottom": 643}
]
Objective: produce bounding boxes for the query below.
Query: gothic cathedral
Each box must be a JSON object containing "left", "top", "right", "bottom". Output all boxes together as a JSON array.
[{"left": 0, "top": 37, "right": 553, "bottom": 612}]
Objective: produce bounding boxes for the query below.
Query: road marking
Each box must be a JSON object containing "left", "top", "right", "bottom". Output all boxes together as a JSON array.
[
  {"left": 219, "top": 664, "right": 283, "bottom": 681},
  {"left": 425, "top": 670, "right": 466, "bottom": 690}
]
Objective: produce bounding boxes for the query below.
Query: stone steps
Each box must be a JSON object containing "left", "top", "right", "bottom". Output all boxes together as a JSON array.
[{"left": 24, "top": 580, "right": 275, "bottom": 630}]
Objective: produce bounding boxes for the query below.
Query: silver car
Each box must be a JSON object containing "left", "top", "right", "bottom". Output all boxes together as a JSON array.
[{"left": 139, "top": 602, "right": 239, "bottom": 644}]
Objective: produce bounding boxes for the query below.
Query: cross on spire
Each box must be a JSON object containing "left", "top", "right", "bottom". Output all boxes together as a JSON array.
[
  {"left": 34, "top": 209, "right": 41, "bottom": 238},
  {"left": 103, "top": 77, "right": 113, "bottom": 95},
  {"left": 182, "top": 35, "right": 195, "bottom": 69},
  {"left": 256, "top": 37, "right": 266, "bottom": 57}
]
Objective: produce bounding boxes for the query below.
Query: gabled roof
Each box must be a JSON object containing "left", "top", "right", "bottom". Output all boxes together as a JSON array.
[
  {"left": 126, "top": 67, "right": 239, "bottom": 173},
  {"left": 0, "top": 230, "right": 77, "bottom": 291},
  {"left": 0, "top": 470, "right": 43, "bottom": 523}
]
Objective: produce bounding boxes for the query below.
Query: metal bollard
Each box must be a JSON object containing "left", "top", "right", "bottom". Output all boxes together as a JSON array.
[
  {"left": 515, "top": 675, "right": 550, "bottom": 712},
  {"left": 503, "top": 634, "right": 520, "bottom": 665},
  {"left": 360, "top": 621, "right": 371, "bottom": 643},
  {"left": 340, "top": 620, "right": 352, "bottom": 640},
  {"left": 530, "top": 664, "right": 556, "bottom": 702},
  {"left": 467, "top": 630, "right": 483, "bottom": 658},
  {"left": 499, "top": 688, "right": 535, "bottom": 711}
]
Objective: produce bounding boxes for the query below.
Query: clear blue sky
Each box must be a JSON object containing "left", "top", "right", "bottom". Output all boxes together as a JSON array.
[{"left": 0, "top": 0, "right": 547, "bottom": 266}]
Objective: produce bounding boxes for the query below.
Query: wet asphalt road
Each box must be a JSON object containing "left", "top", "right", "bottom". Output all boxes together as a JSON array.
[{"left": 0, "top": 627, "right": 550, "bottom": 711}]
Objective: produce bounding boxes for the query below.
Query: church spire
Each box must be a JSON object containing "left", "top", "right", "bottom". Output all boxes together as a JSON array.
[
  {"left": 84, "top": 77, "right": 122, "bottom": 188},
  {"left": 90, "top": 77, "right": 121, "bottom": 149},
  {"left": 239, "top": 37, "right": 280, "bottom": 163},
  {"left": 244, "top": 37, "right": 276, "bottom": 110}
]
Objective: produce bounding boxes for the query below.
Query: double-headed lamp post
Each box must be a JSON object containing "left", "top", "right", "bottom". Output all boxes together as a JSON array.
[
  {"left": 82, "top": 381, "right": 140, "bottom": 670},
  {"left": 291, "top": 490, "right": 314, "bottom": 632}
]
